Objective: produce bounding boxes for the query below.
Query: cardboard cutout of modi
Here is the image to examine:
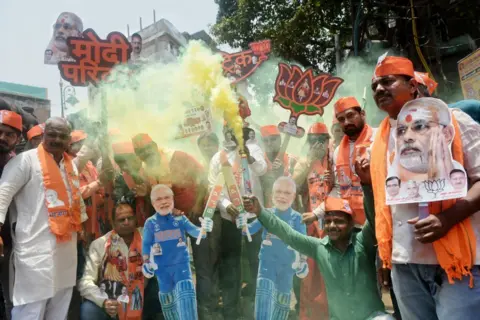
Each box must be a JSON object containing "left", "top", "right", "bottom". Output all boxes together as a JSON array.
[
  {"left": 386, "top": 97, "right": 467, "bottom": 205},
  {"left": 44, "top": 12, "right": 83, "bottom": 65}
]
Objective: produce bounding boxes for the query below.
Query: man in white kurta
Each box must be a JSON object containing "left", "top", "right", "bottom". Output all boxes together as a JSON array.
[{"left": 0, "top": 117, "right": 87, "bottom": 320}]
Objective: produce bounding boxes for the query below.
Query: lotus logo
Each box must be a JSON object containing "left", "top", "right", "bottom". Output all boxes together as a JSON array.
[
  {"left": 274, "top": 63, "right": 343, "bottom": 116},
  {"left": 423, "top": 179, "right": 446, "bottom": 198}
]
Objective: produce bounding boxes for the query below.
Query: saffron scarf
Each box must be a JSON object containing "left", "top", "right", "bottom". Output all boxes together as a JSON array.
[
  {"left": 371, "top": 115, "right": 476, "bottom": 285},
  {"left": 37, "top": 143, "right": 82, "bottom": 242},
  {"left": 336, "top": 124, "right": 373, "bottom": 225},
  {"left": 103, "top": 229, "right": 144, "bottom": 319},
  {"left": 80, "top": 161, "right": 105, "bottom": 239}
]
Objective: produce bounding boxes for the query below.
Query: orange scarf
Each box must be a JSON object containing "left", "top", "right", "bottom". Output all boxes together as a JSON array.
[
  {"left": 103, "top": 229, "right": 144, "bottom": 319},
  {"left": 123, "top": 169, "right": 147, "bottom": 227},
  {"left": 307, "top": 157, "right": 330, "bottom": 211},
  {"left": 37, "top": 143, "right": 82, "bottom": 242},
  {"left": 336, "top": 124, "right": 373, "bottom": 225},
  {"left": 80, "top": 161, "right": 105, "bottom": 239},
  {"left": 371, "top": 115, "right": 476, "bottom": 286}
]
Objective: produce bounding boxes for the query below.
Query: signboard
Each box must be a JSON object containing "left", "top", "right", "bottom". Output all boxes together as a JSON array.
[
  {"left": 221, "top": 40, "right": 271, "bottom": 83},
  {"left": 58, "top": 29, "right": 132, "bottom": 87},
  {"left": 274, "top": 63, "right": 343, "bottom": 138},
  {"left": 386, "top": 97, "right": 467, "bottom": 205},
  {"left": 458, "top": 48, "right": 480, "bottom": 100},
  {"left": 175, "top": 106, "right": 213, "bottom": 139}
]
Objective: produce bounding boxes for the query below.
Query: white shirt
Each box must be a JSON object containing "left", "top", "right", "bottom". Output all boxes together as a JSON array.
[
  {"left": 0, "top": 149, "right": 87, "bottom": 306},
  {"left": 208, "top": 143, "right": 267, "bottom": 220},
  {"left": 382, "top": 110, "right": 480, "bottom": 264}
]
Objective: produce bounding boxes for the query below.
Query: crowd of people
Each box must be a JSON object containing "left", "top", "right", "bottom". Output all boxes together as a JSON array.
[{"left": 0, "top": 54, "right": 479, "bottom": 320}]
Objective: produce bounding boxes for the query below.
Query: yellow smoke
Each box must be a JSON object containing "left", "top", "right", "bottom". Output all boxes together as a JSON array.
[{"left": 88, "top": 41, "right": 243, "bottom": 153}]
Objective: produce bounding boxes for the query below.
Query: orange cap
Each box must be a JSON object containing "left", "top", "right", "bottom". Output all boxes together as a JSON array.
[
  {"left": 325, "top": 197, "right": 353, "bottom": 215},
  {"left": 374, "top": 56, "right": 414, "bottom": 79},
  {"left": 414, "top": 71, "right": 438, "bottom": 95},
  {"left": 70, "top": 130, "right": 88, "bottom": 144},
  {"left": 27, "top": 123, "right": 45, "bottom": 140},
  {"left": 334, "top": 97, "right": 360, "bottom": 115},
  {"left": 260, "top": 125, "right": 280, "bottom": 137},
  {"left": 0, "top": 110, "right": 22, "bottom": 132},
  {"left": 308, "top": 122, "right": 328, "bottom": 135},
  {"left": 112, "top": 141, "right": 135, "bottom": 155},
  {"left": 132, "top": 133, "right": 153, "bottom": 149}
]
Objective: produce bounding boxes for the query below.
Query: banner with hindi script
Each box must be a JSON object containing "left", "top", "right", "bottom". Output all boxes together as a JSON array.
[
  {"left": 221, "top": 40, "right": 271, "bottom": 84},
  {"left": 58, "top": 29, "right": 132, "bottom": 87},
  {"left": 175, "top": 106, "right": 213, "bottom": 139},
  {"left": 458, "top": 48, "right": 480, "bottom": 100},
  {"left": 44, "top": 12, "right": 84, "bottom": 65}
]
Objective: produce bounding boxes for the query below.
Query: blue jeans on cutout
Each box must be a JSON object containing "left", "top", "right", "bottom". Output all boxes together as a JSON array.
[
  {"left": 80, "top": 299, "right": 112, "bottom": 320},
  {"left": 391, "top": 263, "right": 480, "bottom": 320}
]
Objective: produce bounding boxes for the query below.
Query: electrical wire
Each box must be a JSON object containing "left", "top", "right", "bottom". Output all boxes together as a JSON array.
[{"left": 410, "top": 0, "right": 436, "bottom": 82}]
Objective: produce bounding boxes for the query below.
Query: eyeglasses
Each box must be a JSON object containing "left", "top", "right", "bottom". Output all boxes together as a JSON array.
[
  {"left": 53, "top": 23, "right": 73, "bottom": 31},
  {"left": 396, "top": 120, "right": 443, "bottom": 138}
]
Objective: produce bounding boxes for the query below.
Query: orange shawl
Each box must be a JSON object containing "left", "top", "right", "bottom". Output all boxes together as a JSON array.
[
  {"left": 371, "top": 115, "right": 476, "bottom": 285},
  {"left": 38, "top": 143, "right": 82, "bottom": 242},
  {"left": 336, "top": 124, "right": 373, "bottom": 225}
]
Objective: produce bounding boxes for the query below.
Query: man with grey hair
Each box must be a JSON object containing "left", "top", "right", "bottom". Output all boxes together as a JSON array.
[
  {"left": 142, "top": 184, "right": 213, "bottom": 320},
  {"left": 236, "top": 176, "right": 308, "bottom": 320},
  {"left": 0, "top": 117, "right": 88, "bottom": 319}
]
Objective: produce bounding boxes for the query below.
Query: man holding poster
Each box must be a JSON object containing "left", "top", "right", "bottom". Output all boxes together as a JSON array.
[{"left": 364, "top": 55, "right": 480, "bottom": 320}]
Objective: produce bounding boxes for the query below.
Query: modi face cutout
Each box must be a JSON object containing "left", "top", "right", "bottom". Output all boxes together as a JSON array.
[
  {"left": 386, "top": 97, "right": 467, "bottom": 205},
  {"left": 44, "top": 12, "right": 83, "bottom": 64},
  {"left": 396, "top": 98, "right": 454, "bottom": 179}
]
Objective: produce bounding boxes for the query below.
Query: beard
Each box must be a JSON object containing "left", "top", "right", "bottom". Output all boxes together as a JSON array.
[
  {"left": 344, "top": 123, "right": 363, "bottom": 138},
  {"left": 399, "top": 152, "right": 429, "bottom": 173},
  {"left": 0, "top": 141, "right": 14, "bottom": 153},
  {"left": 157, "top": 205, "right": 173, "bottom": 216},
  {"left": 273, "top": 199, "right": 292, "bottom": 211}
]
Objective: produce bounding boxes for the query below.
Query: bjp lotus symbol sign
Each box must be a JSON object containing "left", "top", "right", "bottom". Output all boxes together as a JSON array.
[{"left": 274, "top": 63, "right": 343, "bottom": 137}]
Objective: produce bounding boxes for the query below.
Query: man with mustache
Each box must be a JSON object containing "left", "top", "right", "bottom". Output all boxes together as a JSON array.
[
  {"left": 385, "top": 176, "right": 401, "bottom": 199},
  {"left": 0, "top": 109, "right": 23, "bottom": 320},
  {"left": 364, "top": 55, "right": 480, "bottom": 319},
  {"left": 25, "top": 123, "right": 45, "bottom": 150},
  {"left": 237, "top": 177, "right": 307, "bottom": 320},
  {"left": 450, "top": 169, "right": 467, "bottom": 191},
  {"left": 0, "top": 117, "right": 88, "bottom": 320},
  {"left": 44, "top": 12, "right": 83, "bottom": 64},
  {"left": 240, "top": 194, "right": 392, "bottom": 320}
]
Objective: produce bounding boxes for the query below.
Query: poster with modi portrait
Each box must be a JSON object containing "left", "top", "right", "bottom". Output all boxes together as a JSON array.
[
  {"left": 385, "top": 97, "right": 467, "bottom": 205},
  {"left": 44, "top": 12, "right": 84, "bottom": 65}
]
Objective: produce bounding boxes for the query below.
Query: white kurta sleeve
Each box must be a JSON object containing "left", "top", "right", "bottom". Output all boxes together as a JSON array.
[
  {"left": 0, "top": 154, "right": 29, "bottom": 224},
  {"left": 247, "top": 144, "right": 267, "bottom": 176},
  {"left": 328, "top": 146, "right": 341, "bottom": 198},
  {"left": 78, "top": 236, "right": 107, "bottom": 308},
  {"left": 80, "top": 197, "right": 88, "bottom": 223}
]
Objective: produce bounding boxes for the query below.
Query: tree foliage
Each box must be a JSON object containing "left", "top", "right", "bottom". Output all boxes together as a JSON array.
[{"left": 212, "top": 0, "right": 352, "bottom": 72}]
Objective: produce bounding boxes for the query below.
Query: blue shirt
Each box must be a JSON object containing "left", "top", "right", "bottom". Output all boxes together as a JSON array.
[
  {"left": 142, "top": 213, "right": 200, "bottom": 266},
  {"left": 247, "top": 207, "right": 306, "bottom": 264},
  {"left": 449, "top": 99, "right": 480, "bottom": 123}
]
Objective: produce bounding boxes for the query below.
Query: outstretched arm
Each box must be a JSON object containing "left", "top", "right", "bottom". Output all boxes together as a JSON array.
[{"left": 257, "top": 209, "right": 320, "bottom": 259}]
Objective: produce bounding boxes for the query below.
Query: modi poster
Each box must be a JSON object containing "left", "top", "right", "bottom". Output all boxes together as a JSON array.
[
  {"left": 175, "top": 106, "right": 213, "bottom": 139},
  {"left": 458, "top": 48, "right": 480, "bottom": 100},
  {"left": 385, "top": 97, "right": 467, "bottom": 205},
  {"left": 44, "top": 12, "right": 84, "bottom": 65}
]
